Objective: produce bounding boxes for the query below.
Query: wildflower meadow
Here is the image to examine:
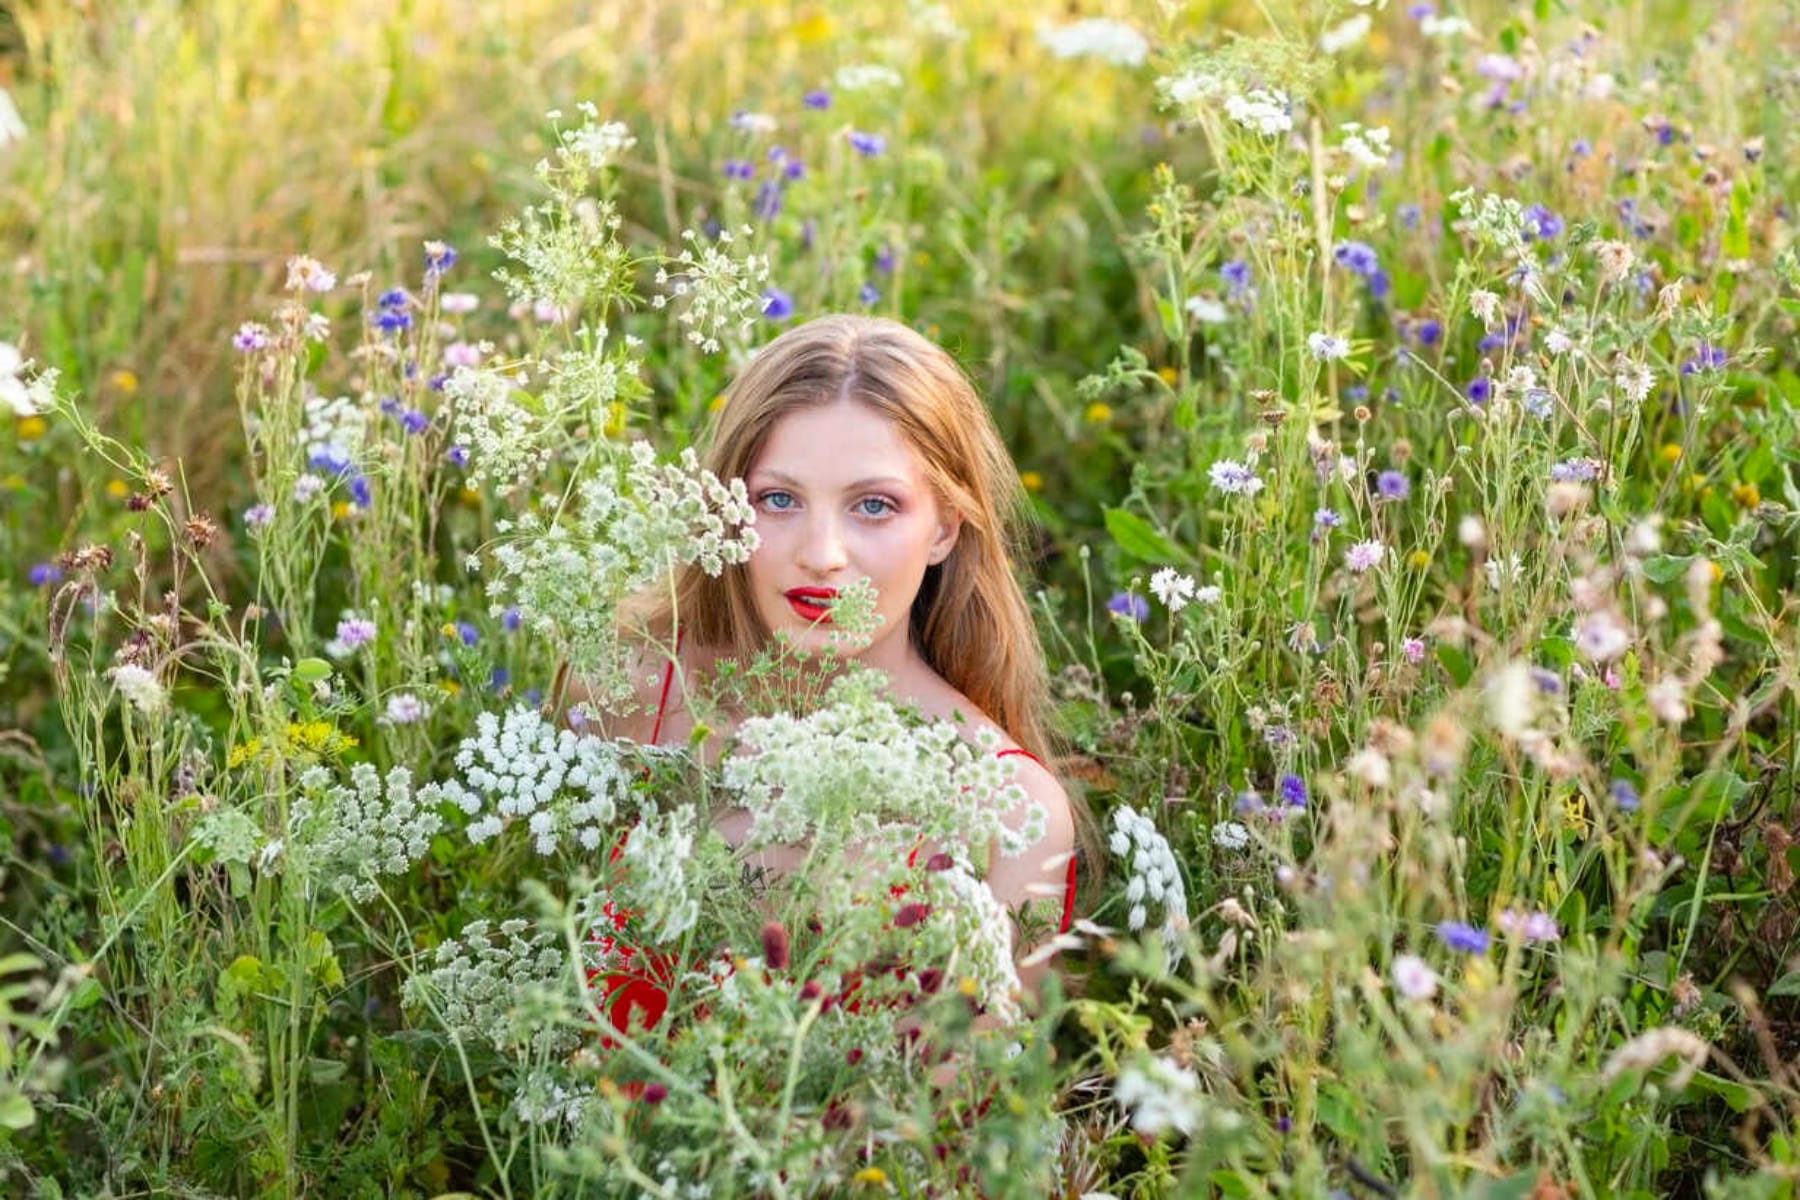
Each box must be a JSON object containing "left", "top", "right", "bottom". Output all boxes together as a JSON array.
[{"left": 4, "top": 1, "right": 1800, "bottom": 1195}]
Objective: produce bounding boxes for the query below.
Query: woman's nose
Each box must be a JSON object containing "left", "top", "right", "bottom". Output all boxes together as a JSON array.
[{"left": 797, "top": 512, "right": 849, "bottom": 575}]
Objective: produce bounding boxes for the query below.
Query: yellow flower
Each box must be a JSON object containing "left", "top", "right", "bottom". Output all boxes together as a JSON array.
[
  {"left": 110, "top": 369, "right": 140, "bottom": 396},
  {"left": 916, "top": 253, "right": 932, "bottom": 268},
  {"left": 460, "top": 487, "right": 482, "bottom": 506},
  {"left": 439, "top": 679, "right": 462, "bottom": 695},
  {"left": 106, "top": 479, "right": 129, "bottom": 499},
  {"left": 1083, "top": 402, "right": 1113, "bottom": 424},
  {"left": 1156, "top": 366, "right": 1179, "bottom": 386},
  {"left": 16, "top": 416, "right": 47, "bottom": 441},
  {"left": 1731, "top": 481, "right": 1761, "bottom": 508},
  {"left": 708, "top": 394, "right": 727, "bottom": 413},
  {"left": 1408, "top": 549, "right": 1431, "bottom": 569},
  {"left": 957, "top": 977, "right": 978, "bottom": 998},
  {"left": 793, "top": 13, "right": 832, "bottom": 42},
  {"left": 1708, "top": 560, "right": 1723, "bottom": 583},
  {"left": 440, "top": 622, "right": 460, "bottom": 641},
  {"left": 603, "top": 401, "right": 628, "bottom": 438},
  {"left": 1018, "top": 470, "right": 1043, "bottom": 493},
  {"left": 1560, "top": 791, "right": 1590, "bottom": 837},
  {"left": 331, "top": 500, "right": 353, "bottom": 519},
  {"left": 852, "top": 1168, "right": 887, "bottom": 1186},
  {"left": 1659, "top": 443, "right": 1683, "bottom": 463},
  {"left": 227, "top": 738, "right": 263, "bottom": 769}
]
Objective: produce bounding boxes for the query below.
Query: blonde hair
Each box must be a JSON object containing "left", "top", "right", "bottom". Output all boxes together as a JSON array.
[{"left": 638, "top": 314, "right": 1059, "bottom": 756}]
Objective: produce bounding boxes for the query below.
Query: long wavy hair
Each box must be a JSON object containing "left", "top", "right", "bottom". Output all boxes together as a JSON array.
[{"left": 637, "top": 314, "right": 1060, "bottom": 754}]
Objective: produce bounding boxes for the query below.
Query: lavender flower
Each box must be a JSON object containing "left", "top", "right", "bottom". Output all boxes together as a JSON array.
[
  {"left": 244, "top": 504, "right": 275, "bottom": 529},
  {"left": 761, "top": 287, "right": 795, "bottom": 321},
  {"left": 1208, "top": 458, "right": 1264, "bottom": 496},
  {"left": 28, "top": 562, "right": 61, "bottom": 587},
  {"left": 1344, "top": 540, "right": 1385, "bottom": 573},
  {"left": 1374, "top": 470, "right": 1410, "bottom": 501},
  {"left": 1107, "top": 591, "right": 1150, "bottom": 622},
  {"left": 847, "top": 130, "right": 887, "bottom": 157},
  {"left": 1435, "top": 920, "right": 1490, "bottom": 954}
]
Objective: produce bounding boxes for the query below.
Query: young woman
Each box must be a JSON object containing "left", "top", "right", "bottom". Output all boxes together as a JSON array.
[{"left": 591, "top": 313, "right": 1089, "bottom": 992}]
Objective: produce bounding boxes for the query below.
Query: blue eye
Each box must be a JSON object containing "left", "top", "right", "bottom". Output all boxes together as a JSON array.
[
  {"left": 759, "top": 490, "right": 795, "bottom": 511},
  {"left": 857, "top": 497, "right": 895, "bottom": 517}
]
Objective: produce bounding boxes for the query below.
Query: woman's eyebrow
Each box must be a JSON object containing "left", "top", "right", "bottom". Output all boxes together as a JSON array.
[{"left": 752, "top": 469, "right": 912, "bottom": 492}]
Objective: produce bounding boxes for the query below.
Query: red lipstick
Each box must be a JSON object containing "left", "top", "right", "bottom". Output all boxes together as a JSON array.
[{"left": 785, "top": 587, "right": 837, "bottom": 623}]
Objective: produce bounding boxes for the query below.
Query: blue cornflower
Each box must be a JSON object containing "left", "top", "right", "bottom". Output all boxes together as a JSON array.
[
  {"left": 722, "top": 158, "right": 754, "bottom": 181},
  {"left": 1477, "top": 330, "right": 1507, "bottom": 354},
  {"left": 28, "top": 562, "right": 61, "bottom": 587},
  {"left": 423, "top": 241, "right": 458, "bottom": 277},
  {"left": 1106, "top": 591, "right": 1150, "bottom": 622},
  {"left": 1332, "top": 240, "right": 1381, "bottom": 278},
  {"left": 1397, "top": 203, "right": 1422, "bottom": 230},
  {"left": 1406, "top": 2, "right": 1434, "bottom": 16},
  {"left": 1375, "top": 469, "right": 1410, "bottom": 501},
  {"left": 1609, "top": 778, "right": 1641, "bottom": 812},
  {"left": 379, "top": 395, "right": 403, "bottom": 416},
  {"left": 488, "top": 666, "right": 511, "bottom": 692},
  {"left": 1466, "top": 375, "right": 1492, "bottom": 405},
  {"left": 349, "top": 474, "right": 372, "bottom": 509},
  {"left": 456, "top": 621, "right": 479, "bottom": 647},
  {"left": 400, "top": 409, "right": 429, "bottom": 436},
  {"left": 754, "top": 180, "right": 783, "bottom": 219},
  {"left": 1220, "top": 259, "right": 1251, "bottom": 295},
  {"left": 875, "top": 245, "right": 897, "bottom": 274},
  {"left": 782, "top": 158, "right": 805, "bottom": 181},
  {"left": 1277, "top": 773, "right": 1308, "bottom": 808},
  {"left": 1523, "top": 203, "right": 1563, "bottom": 240},
  {"left": 1367, "top": 268, "right": 1392, "bottom": 299},
  {"left": 310, "top": 447, "right": 353, "bottom": 475},
  {"left": 502, "top": 607, "right": 522, "bottom": 632},
  {"left": 446, "top": 444, "right": 469, "bottom": 468},
  {"left": 378, "top": 288, "right": 409, "bottom": 310},
  {"left": 373, "top": 309, "right": 412, "bottom": 335},
  {"left": 761, "top": 288, "right": 795, "bottom": 321},
  {"left": 847, "top": 130, "right": 886, "bottom": 157},
  {"left": 1680, "top": 343, "right": 1727, "bottom": 375},
  {"left": 1314, "top": 507, "right": 1343, "bottom": 529},
  {"left": 1413, "top": 318, "right": 1442, "bottom": 346},
  {"left": 1435, "top": 920, "right": 1490, "bottom": 954},
  {"left": 858, "top": 282, "right": 880, "bottom": 306},
  {"left": 802, "top": 88, "right": 831, "bottom": 109},
  {"left": 523, "top": 687, "right": 543, "bottom": 707}
]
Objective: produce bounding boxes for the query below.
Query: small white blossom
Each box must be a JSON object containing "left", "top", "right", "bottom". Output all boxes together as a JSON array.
[
  {"left": 285, "top": 255, "right": 337, "bottom": 293},
  {"left": 1320, "top": 13, "right": 1371, "bottom": 53},
  {"left": 289, "top": 763, "right": 446, "bottom": 902},
  {"left": 1338, "top": 122, "right": 1391, "bottom": 171},
  {"left": 1207, "top": 458, "right": 1264, "bottom": 496},
  {"left": 835, "top": 64, "right": 904, "bottom": 92},
  {"left": 1307, "top": 331, "right": 1350, "bottom": 361},
  {"left": 1036, "top": 18, "right": 1149, "bottom": 67},
  {"left": 1210, "top": 820, "right": 1250, "bottom": 851},
  {"left": 1184, "top": 294, "right": 1229, "bottom": 324},
  {"left": 1108, "top": 807, "right": 1189, "bottom": 958},
  {"left": 1149, "top": 568, "right": 1198, "bottom": 613},
  {"left": 402, "top": 919, "right": 571, "bottom": 1056},
  {"left": 110, "top": 664, "right": 167, "bottom": 716},
  {"left": 1223, "top": 89, "right": 1293, "bottom": 136},
  {"left": 385, "top": 693, "right": 430, "bottom": 725},
  {"left": 0, "top": 341, "right": 55, "bottom": 417},
  {"left": 1469, "top": 289, "right": 1503, "bottom": 328},
  {"left": 1391, "top": 953, "right": 1440, "bottom": 1001},
  {"left": 1115, "top": 1055, "right": 1238, "bottom": 1138}
]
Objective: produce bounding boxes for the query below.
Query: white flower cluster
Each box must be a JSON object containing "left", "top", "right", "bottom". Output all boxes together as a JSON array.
[
  {"left": 921, "top": 862, "right": 1027, "bottom": 1022},
  {"left": 0, "top": 340, "right": 60, "bottom": 417},
  {"left": 491, "top": 194, "right": 632, "bottom": 313},
  {"left": 401, "top": 919, "right": 570, "bottom": 1055},
  {"left": 1108, "top": 807, "right": 1189, "bottom": 956},
  {"left": 487, "top": 442, "right": 759, "bottom": 677},
  {"left": 608, "top": 804, "right": 702, "bottom": 943},
  {"left": 1036, "top": 18, "right": 1149, "bottom": 67},
  {"left": 1150, "top": 568, "right": 1196, "bottom": 612},
  {"left": 558, "top": 109, "right": 636, "bottom": 171},
  {"left": 512, "top": 1068, "right": 592, "bottom": 1128},
  {"left": 433, "top": 706, "right": 632, "bottom": 854},
  {"left": 1223, "top": 89, "right": 1293, "bottom": 136},
  {"left": 1320, "top": 13, "right": 1371, "bottom": 54},
  {"left": 539, "top": 336, "right": 636, "bottom": 422},
  {"left": 192, "top": 807, "right": 266, "bottom": 865},
  {"left": 1450, "top": 188, "right": 1531, "bottom": 252},
  {"left": 720, "top": 670, "right": 1045, "bottom": 865},
  {"left": 1338, "top": 122, "right": 1391, "bottom": 172},
  {"left": 652, "top": 227, "right": 772, "bottom": 354},
  {"left": 1157, "top": 67, "right": 1225, "bottom": 110},
  {"left": 289, "top": 763, "right": 446, "bottom": 902},
  {"left": 109, "top": 663, "right": 167, "bottom": 716},
  {"left": 443, "top": 365, "right": 555, "bottom": 488},
  {"left": 1115, "top": 1054, "right": 1238, "bottom": 1138},
  {"left": 300, "top": 393, "right": 368, "bottom": 470},
  {"left": 834, "top": 64, "right": 903, "bottom": 92}
]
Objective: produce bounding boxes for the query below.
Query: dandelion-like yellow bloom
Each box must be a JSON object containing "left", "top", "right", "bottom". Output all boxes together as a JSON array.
[
  {"left": 1019, "top": 470, "right": 1043, "bottom": 493},
  {"left": 1083, "top": 402, "right": 1113, "bottom": 424},
  {"left": 331, "top": 501, "right": 353, "bottom": 519},
  {"left": 106, "top": 479, "right": 129, "bottom": 499},
  {"left": 110, "top": 369, "right": 139, "bottom": 395},
  {"left": 852, "top": 1168, "right": 887, "bottom": 1186},
  {"left": 16, "top": 416, "right": 46, "bottom": 441},
  {"left": 1408, "top": 549, "right": 1431, "bottom": 569},
  {"left": 1659, "top": 443, "right": 1683, "bottom": 463},
  {"left": 1156, "top": 365, "right": 1179, "bottom": 386},
  {"left": 1731, "top": 481, "right": 1760, "bottom": 508}
]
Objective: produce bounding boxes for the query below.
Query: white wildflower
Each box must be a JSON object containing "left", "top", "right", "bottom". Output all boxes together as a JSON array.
[
  {"left": 1338, "top": 122, "right": 1392, "bottom": 171},
  {"left": 292, "top": 474, "right": 325, "bottom": 503},
  {"left": 598, "top": 804, "right": 702, "bottom": 942},
  {"left": 285, "top": 255, "right": 337, "bottom": 293},
  {"left": 110, "top": 664, "right": 167, "bottom": 716},
  {"left": 1320, "top": 13, "right": 1371, "bottom": 53},
  {"left": 0, "top": 341, "right": 54, "bottom": 417},
  {"left": 0, "top": 86, "right": 26, "bottom": 149},
  {"left": 1469, "top": 289, "right": 1503, "bottom": 328},
  {"left": 385, "top": 693, "right": 430, "bottom": 725},
  {"left": 1185, "top": 294, "right": 1229, "bottom": 324},
  {"left": 401, "top": 918, "right": 572, "bottom": 1056},
  {"left": 560, "top": 116, "right": 636, "bottom": 170},
  {"left": 1037, "top": 18, "right": 1149, "bottom": 67},
  {"left": 1158, "top": 68, "right": 1224, "bottom": 109},
  {"left": 1149, "top": 568, "right": 1198, "bottom": 613},
  {"left": 1594, "top": 240, "right": 1636, "bottom": 286},
  {"left": 1194, "top": 584, "right": 1223, "bottom": 605},
  {"left": 1307, "top": 331, "right": 1350, "bottom": 361},
  {"left": 1108, "top": 807, "right": 1190, "bottom": 959},
  {"left": 1223, "top": 89, "right": 1293, "bottom": 136},
  {"left": 1485, "top": 661, "right": 1537, "bottom": 738},
  {"left": 1601, "top": 1027, "right": 1710, "bottom": 1090},
  {"left": 1115, "top": 1055, "right": 1238, "bottom": 1138},
  {"left": 1344, "top": 539, "right": 1386, "bottom": 573},
  {"left": 300, "top": 393, "right": 369, "bottom": 473},
  {"left": 193, "top": 808, "right": 265, "bottom": 865},
  {"left": 1391, "top": 953, "right": 1440, "bottom": 1001},
  {"left": 1615, "top": 361, "right": 1655, "bottom": 405},
  {"left": 1210, "top": 821, "right": 1250, "bottom": 852},
  {"left": 1207, "top": 458, "right": 1264, "bottom": 496},
  {"left": 1420, "top": 15, "right": 1473, "bottom": 37},
  {"left": 289, "top": 762, "right": 446, "bottom": 901},
  {"left": 654, "top": 226, "right": 772, "bottom": 355},
  {"left": 1574, "top": 611, "right": 1633, "bottom": 662},
  {"left": 1545, "top": 327, "right": 1574, "bottom": 355},
  {"left": 835, "top": 64, "right": 904, "bottom": 92}
]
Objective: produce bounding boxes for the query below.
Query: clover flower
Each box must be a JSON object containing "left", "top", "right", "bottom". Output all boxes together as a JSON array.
[
  {"left": 1208, "top": 458, "right": 1263, "bottom": 496},
  {"left": 1108, "top": 806, "right": 1189, "bottom": 956},
  {"left": 433, "top": 705, "right": 633, "bottom": 854},
  {"left": 1149, "top": 567, "right": 1197, "bottom": 613},
  {"left": 289, "top": 763, "right": 446, "bottom": 902}
]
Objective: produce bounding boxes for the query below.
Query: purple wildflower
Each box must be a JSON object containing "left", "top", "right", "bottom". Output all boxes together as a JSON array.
[
  {"left": 1220, "top": 259, "right": 1252, "bottom": 296},
  {"left": 1106, "top": 591, "right": 1150, "bottom": 622},
  {"left": 1332, "top": 240, "right": 1381, "bottom": 278},
  {"left": 400, "top": 409, "right": 429, "bottom": 436},
  {"left": 423, "top": 241, "right": 458, "bottom": 277},
  {"left": 1680, "top": 343, "right": 1726, "bottom": 375},
  {"left": 28, "top": 562, "right": 62, "bottom": 587},
  {"left": 1413, "top": 318, "right": 1442, "bottom": 346},
  {"left": 1277, "top": 773, "right": 1308, "bottom": 808},
  {"left": 455, "top": 621, "right": 479, "bottom": 647},
  {"left": 723, "top": 158, "right": 754, "bottom": 181},
  {"left": 1466, "top": 375, "right": 1492, "bottom": 405},
  {"left": 1523, "top": 204, "right": 1563, "bottom": 240},
  {"left": 373, "top": 309, "right": 412, "bottom": 335},
  {"left": 1375, "top": 469, "right": 1410, "bottom": 501},
  {"left": 232, "top": 322, "right": 271, "bottom": 352},
  {"left": 243, "top": 504, "right": 275, "bottom": 529},
  {"left": 1609, "top": 778, "right": 1641, "bottom": 812},
  {"left": 761, "top": 288, "right": 795, "bottom": 321},
  {"left": 802, "top": 88, "right": 831, "bottom": 110},
  {"left": 847, "top": 130, "right": 886, "bottom": 157},
  {"left": 858, "top": 282, "right": 880, "bottom": 306},
  {"left": 1435, "top": 920, "right": 1490, "bottom": 954},
  {"left": 502, "top": 607, "right": 522, "bottom": 632},
  {"left": 309, "top": 447, "right": 352, "bottom": 475},
  {"left": 446, "top": 444, "right": 469, "bottom": 468},
  {"left": 348, "top": 475, "right": 372, "bottom": 509},
  {"left": 1397, "top": 203, "right": 1422, "bottom": 230},
  {"left": 488, "top": 666, "right": 511, "bottom": 692},
  {"left": 875, "top": 245, "right": 896, "bottom": 274},
  {"left": 754, "top": 180, "right": 783, "bottom": 219}
]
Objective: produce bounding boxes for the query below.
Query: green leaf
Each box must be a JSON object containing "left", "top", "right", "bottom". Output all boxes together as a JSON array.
[
  {"left": 1767, "top": 971, "right": 1800, "bottom": 998},
  {"left": 1641, "top": 554, "right": 1694, "bottom": 584},
  {"left": 1434, "top": 643, "right": 1473, "bottom": 687},
  {"left": 1103, "top": 507, "right": 1188, "bottom": 566},
  {"left": 293, "top": 658, "right": 333, "bottom": 683},
  {"left": 1688, "top": 1069, "right": 1757, "bottom": 1113},
  {"left": 69, "top": 974, "right": 103, "bottom": 1011},
  {"left": 308, "top": 1057, "right": 349, "bottom": 1085}
]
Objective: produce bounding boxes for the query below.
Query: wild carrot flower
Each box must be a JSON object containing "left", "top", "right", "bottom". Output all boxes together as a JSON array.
[
  {"left": 110, "top": 664, "right": 167, "bottom": 715},
  {"left": 1224, "top": 89, "right": 1292, "bottom": 136},
  {"left": 1036, "top": 18, "right": 1149, "bottom": 66},
  {"left": 1109, "top": 806, "right": 1189, "bottom": 953}
]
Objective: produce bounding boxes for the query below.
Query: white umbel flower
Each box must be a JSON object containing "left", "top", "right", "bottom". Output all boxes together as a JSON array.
[
  {"left": 1037, "top": 18, "right": 1149, "bottom": 67},
  {"left": 110, "top": 664, "right": 167, "bottom": 716},
  {"left": 1108, "top": 807, "right": 1189, "bottom": 959}
]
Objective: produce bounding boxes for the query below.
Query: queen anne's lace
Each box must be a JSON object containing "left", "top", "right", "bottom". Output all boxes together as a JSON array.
[
  {"left": 289, "top": 763, "right": 446, "bottom": 901},
  {"left": 401, "top": 919, "right": 571, "bottom": 1055},
  {"left": 433, "top": 706, "right": 633, "bottom": 855},
  {"left": 1108, "top": 806, "right": 1189, "bottom": 958}
]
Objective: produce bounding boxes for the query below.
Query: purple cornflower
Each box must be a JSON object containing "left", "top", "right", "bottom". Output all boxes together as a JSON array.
[
  {"left": 1367, "top": 269, "right": 1392, "bottom": 300},
  {"left": 847, "top": 130, "right": 886, "bottom": 157},
  {"left": 761, "top": 288, "right": 795, "bottom": 321},
  {"left": 859, "top": 282, "right": 880, "bottom": 306},
  {"left": 400, "top": 409, "right": 429, "bottom": 436},
  {"left": 1609, "top": 778, "right": 1641, "bottom": 812},
  {"left": 1375, "top": 469, "right": 1410, "bottom": 501},
  {"left": 1407, "top": 2, "right": 1435, "bottom": 17},
  {"left": 1106, "top": 591, "right": 1150, "bottom": 622},
  {"left": 1313, "top": 507, "right": 1343, "bottom": 530},
  {"left": 1413, "top": 318, "right": 1442, "bottom": 346},
  {"left": 1549, "top": 457, "right": 1601, "bottom": 482},
  {"left": 1332, "top": 240, "right": 1381, "bottom": 278},
  {"left": 335, "top": 617, "right": 378, "bottom": 651},
  {"left": 423, "top": 241, "right": 458, "bottom": 277},
  {"left": 782, "top": 157, "right": 805, "bottom": 181},
  {"left": 802, "top": 88, "right": 831, "bottom": 110},
  {"left": 1523, "top": 204, "right": 1563, "bottom": 240},
  {"left": 232, "top": 322, "right": 271, "bottom": 352},
  {"left": 348, "top": 475, "right": 372, "bottom": 509},
  {"left": 309, "top": 447, "right": 352, "bottom": 475},
  {"left": 1435, "top": 920, "right": 1490, "bottom": 954},
  {"left": 754, "top": 180, "right": 783, "bottom": 219},
  {"left": 455, "top": 621, "right": 479, "bottom": 647},
  {"left": 722, "top": 158, "right": 754, "bottom": 181},
  {"left": 28, "top": 562, "right": 62, "bottom": 587},
  {"left": 1466, "top": 375, "right": 1492, "bottom": 405},
  {"left": 1277, "top": 773, "right": 1308, "bottom": 808},
  {"left": 243, "top": 504, "right": 275, "bottom": 529},
  {"left": 1680, "top": 343, "right": 1727, "bottom": 375},
  {"left": 1220, "top": 259, "right": 1252, "bottom": 296},
  {"left": 1397, "top": 203, "right": 1422, "bottom": 231},
  {"left": 488, "top": 666, "right": 511, "bottom": 692},
  {"left": 372, "top": 309, "right": 412, "bottom": 335},
  {"left": 502, "top": 607, "right": 522, "bottom": 632},
  {"left": 378, "top": 288, "right": 409, "bottom": 310},
  {"left": 875, "top": 245, "right": 897, "bottom": 274},
  {"left": 446, "top": 444, "right": 469, "bottom": 468}
]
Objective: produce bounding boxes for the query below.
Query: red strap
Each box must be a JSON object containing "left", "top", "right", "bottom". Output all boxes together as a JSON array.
[
  {"left": 995, "top": 747, "right": 1076, "bottom": 934},
  {"left": 647, "top": 632, "right": 684, "bottom": 745}
]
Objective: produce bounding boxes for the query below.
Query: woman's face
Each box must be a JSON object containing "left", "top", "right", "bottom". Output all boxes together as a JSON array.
[{"left": 742, "top": 400, "right": 961, "bottom": 666}]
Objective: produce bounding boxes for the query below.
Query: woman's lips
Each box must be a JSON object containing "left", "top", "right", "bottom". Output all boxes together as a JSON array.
[{"left": 785, "top": 588, "right": 837, "bottom": 624}]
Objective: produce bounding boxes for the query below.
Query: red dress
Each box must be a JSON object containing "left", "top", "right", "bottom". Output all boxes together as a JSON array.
[{"left": 586, "top": 647, "right": 1079, "bottom": 1044}]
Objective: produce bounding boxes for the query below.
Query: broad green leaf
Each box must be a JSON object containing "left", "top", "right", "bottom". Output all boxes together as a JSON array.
[{"left": 1103, "top": 507, "right": 1187, "bottom": 566}]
